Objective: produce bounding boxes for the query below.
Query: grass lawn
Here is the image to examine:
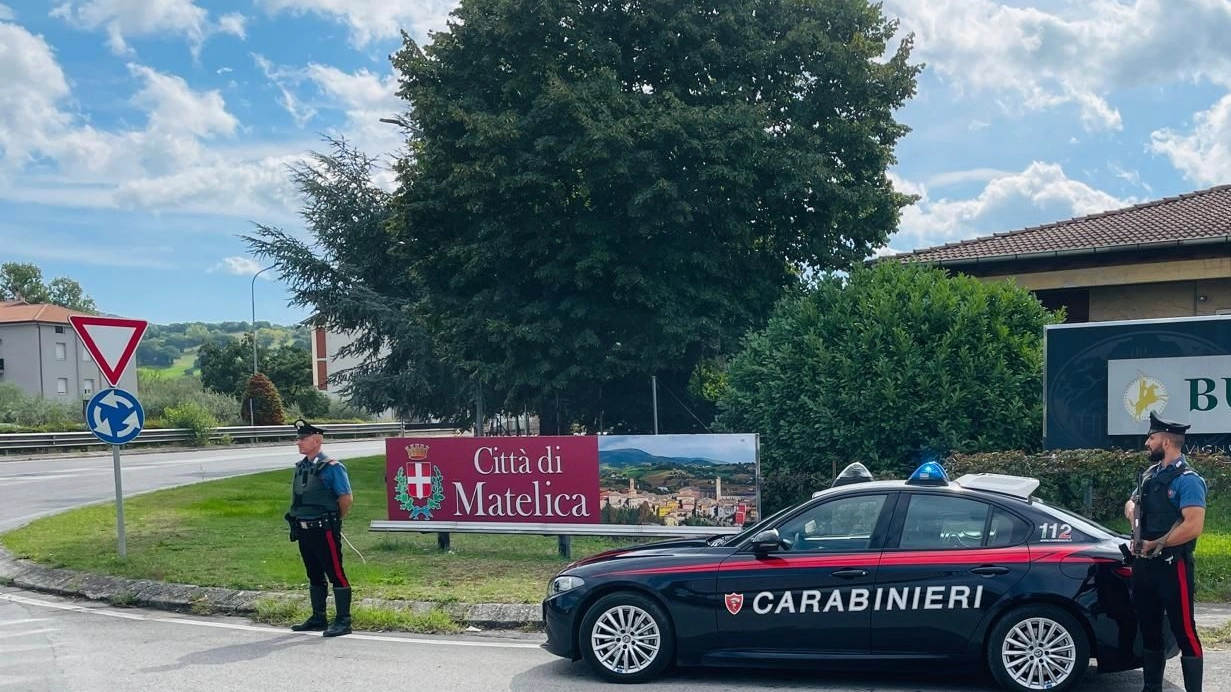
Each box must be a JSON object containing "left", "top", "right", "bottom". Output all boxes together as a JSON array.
[
  {"left": 0, "top": 455, "right": 636, "bottom": 608},
  {"left": 138, "top": 349, "right": 198, "bottom": 379},
  {"left": 3, "top": 455, "right": 1228, "bottom": 633}
]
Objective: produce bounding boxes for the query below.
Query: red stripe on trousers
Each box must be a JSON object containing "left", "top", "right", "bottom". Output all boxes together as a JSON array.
[
  {"left": 1177, "top": 559, "right": 1203, "bottom": 657},
  {"left": 325, "top": 530, "right": 349, "bottom": 588}
]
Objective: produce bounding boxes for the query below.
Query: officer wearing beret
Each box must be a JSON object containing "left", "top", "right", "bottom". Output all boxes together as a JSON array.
[
  {"left": 1123, "top": 411, "right": 1206, "bottom": 692},
  {"left": 285, "top": 419, "right": 355, "bottom": 637}
]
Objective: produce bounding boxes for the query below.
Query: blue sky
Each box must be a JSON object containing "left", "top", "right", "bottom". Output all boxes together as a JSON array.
[{"left": 2, "top": 0, "right": 1230, "bottom": 326}]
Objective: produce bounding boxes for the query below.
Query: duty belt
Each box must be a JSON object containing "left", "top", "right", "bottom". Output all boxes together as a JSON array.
[{"left": 297, "top": 519, "right": 333, "bottom": 530}]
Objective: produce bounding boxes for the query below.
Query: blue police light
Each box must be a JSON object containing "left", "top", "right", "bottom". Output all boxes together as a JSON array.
[{"left": 906, "top": 460, "right": 950, "bottom": 486}]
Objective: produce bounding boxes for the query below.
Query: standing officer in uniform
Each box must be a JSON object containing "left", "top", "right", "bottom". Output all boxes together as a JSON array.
[
  {"left": 1123, "top": 411, "right": 1206, "bottom": 692},
  {"left": 285, "top": 419, "right": 355, "bottom": 637}
]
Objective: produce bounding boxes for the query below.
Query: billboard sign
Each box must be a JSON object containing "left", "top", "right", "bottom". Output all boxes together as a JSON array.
[{"left": 385, "top": 433, "right": 759, "bottom": 527}]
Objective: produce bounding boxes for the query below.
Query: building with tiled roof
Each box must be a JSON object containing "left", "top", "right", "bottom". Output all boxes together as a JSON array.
[
  {"left": 892, "top": 185, "right": 1231, "bottom": 323},
  {"left": 0, "top": 300, "right": 137, "bottom": 401}
]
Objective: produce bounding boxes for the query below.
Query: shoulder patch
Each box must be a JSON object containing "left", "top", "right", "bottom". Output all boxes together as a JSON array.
[{"left": 326, "top": 459, "right": 339, "bottom": 466}]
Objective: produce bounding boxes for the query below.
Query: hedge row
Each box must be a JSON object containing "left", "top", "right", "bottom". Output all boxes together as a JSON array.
[{"left": 760, "top": 449, "right": 1231, "bottom": 524}]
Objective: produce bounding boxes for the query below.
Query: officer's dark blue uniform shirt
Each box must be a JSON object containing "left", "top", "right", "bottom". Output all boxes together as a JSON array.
[{"left": 298, "top": 452, "right": 353, "bottom": 496}]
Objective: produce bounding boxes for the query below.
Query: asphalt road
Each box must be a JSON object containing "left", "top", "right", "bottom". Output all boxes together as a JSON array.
[
  {"left": 0, "top": 439, "right": 388, "bottom": 532},
  {"left": 2, "top": 442, "right": 1228, "bottom": 691}
]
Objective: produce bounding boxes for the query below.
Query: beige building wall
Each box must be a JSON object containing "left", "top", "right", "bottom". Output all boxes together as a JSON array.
[{"left": 1088, "top": 279, "right": 1231, "bottom": 321}]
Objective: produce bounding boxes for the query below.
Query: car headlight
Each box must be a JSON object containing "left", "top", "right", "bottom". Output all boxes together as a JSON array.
[{"left": 549, "top": 575, "right": 585, "bottom": 596}]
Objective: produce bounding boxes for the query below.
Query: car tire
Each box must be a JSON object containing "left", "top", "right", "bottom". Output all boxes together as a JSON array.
[
  {"left": 578, "top": 591, "right": 675, "bottom": 684},
  {"left": 986, "top": 604, "right": 1090, "bottom": 692}
]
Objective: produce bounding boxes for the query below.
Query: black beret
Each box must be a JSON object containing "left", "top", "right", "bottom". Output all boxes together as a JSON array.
[
  {"left": 294, "top": 419, "right": 327, "bottom": 437},
  {"left": 1148, "top": 411, "right": 1190, "bottom": 436}
]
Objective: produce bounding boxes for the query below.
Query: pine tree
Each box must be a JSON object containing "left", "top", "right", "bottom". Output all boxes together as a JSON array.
[{"left": 241, "top": 373, "right": 286, "bottom": 426}]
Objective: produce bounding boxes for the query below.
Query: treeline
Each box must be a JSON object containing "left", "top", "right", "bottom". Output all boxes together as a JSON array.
[{"left": 137, "top": 321, "right": 312, "bottom": 370}]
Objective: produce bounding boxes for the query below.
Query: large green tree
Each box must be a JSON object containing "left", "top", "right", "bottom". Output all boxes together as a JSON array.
[
  {"left": 715, "top": 261, "right": 1062, "bottom": 512},
  {"left": 388, "top": 0, "right": 920, "bottom": 431},
  {"left": 0, "top": 263, "right": 97, "bottom": 312},
  {"left": 247, "top": 0, "right": 920, "bottom": 432}
]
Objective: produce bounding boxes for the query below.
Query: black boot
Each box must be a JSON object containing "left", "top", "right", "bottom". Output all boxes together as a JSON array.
[
  {"left": 291, "top": 584, "right": 329, "bottom": 631},
  {"left": 1180, "top": 656, "right": 1202, "bottom": 692},
  {"left": 1140, "top": 649, "right": 1165, "bottom": 692},
  {"left": 323, "top": 587, "right": 352, "bottom": 637}
]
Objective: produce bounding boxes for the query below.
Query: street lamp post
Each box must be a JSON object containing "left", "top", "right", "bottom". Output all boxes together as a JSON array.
[{"left": 249, "top": 265, "right": 274, "bottom": 424}]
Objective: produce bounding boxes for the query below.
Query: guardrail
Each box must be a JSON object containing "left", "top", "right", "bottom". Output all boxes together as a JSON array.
[{"left": 0, "top": 422, "right": 448, "bottom": 453}]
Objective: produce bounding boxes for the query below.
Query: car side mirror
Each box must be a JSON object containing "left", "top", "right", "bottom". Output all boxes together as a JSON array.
[{"left": 751, "top": 528, "right": 782, "bottom": 553}]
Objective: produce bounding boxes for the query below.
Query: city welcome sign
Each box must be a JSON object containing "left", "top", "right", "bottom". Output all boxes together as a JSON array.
[{"left": 384, "top": 434, "right": 760, "bottom": 525}]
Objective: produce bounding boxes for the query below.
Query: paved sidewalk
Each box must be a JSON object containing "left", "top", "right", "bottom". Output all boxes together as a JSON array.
[{"left": 3, "top": 546, "right": 1229, "bottom": 632}]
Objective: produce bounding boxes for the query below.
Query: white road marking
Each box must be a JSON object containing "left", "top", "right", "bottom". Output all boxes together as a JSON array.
[
  {"left": 0, "top": 593, "right": 544, "bottom": 650},
  {"left": 0, "top": 618, "right": 51, "bottom": 627}
]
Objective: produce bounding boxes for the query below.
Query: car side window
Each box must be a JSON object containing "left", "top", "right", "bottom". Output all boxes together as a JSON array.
[
  {"left": 986, "top": 508, "right": 1032, "bottom": 547},
  {"left": 898, "top": 495, "right": 990, "bottom": 550},
  {"left": 777, "top": 494, "right": 887, "bottom": 552}
]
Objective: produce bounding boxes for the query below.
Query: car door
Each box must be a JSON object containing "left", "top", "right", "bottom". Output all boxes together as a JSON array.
[
  {"left": 870, "top": 492, "right": 1033, "bottom": 656},
  {"left": 713, "top": 491, "right": 897, "bottom": 657}
]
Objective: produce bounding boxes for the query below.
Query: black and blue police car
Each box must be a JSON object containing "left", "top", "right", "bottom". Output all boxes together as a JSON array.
[{"left": 542, "top": 461, "right": 1170, "bottom": 691}]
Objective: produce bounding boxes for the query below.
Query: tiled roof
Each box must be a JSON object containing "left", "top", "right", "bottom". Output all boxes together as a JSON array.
[
  {"left": 0, "top": 301, "right": 88, "bottom": 325},
  {"left": 893, "top": 184, "right": 1231, "bottom": 264}
]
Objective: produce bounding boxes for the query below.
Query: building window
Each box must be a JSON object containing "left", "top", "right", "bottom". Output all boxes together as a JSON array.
[
  {"left": 57, "top": 378, "right": 69, "bottom": 395},
  {"left": 55, "top": 342, "right": 67, "bottom": 360},
  {"left": 1034, "top": 288, "right": 1090, "bottom": 323},
  {"left": 55, "top": 325, "right": 65, "bottom": 333},
  {"left": 83, "top": 379, "right": 95, "bottom": 396}
]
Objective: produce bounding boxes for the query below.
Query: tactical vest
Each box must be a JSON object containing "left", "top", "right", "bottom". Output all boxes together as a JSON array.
[
  {"left": 1139, "top": 461, "right": 1199, "bottom": 554},
  {"left": 290, "top": 456, "right": 340, "bottom": 519}
]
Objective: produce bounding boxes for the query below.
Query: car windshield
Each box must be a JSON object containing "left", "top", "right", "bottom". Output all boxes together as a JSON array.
[
  {"left": 1033, "top": 499, "right": 1124, "bottom": 539},
  {"left": 707, "top": 502, "right": 800, "bottom": 546}
]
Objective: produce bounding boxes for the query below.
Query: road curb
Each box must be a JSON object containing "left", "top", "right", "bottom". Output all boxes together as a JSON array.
[{"left": 0, "top": 547, "right": 542, "bottom": 630}]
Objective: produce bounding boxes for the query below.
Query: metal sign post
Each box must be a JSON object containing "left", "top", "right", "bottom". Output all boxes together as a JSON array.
[
  {"left": 112, "top": 444, "right": 126, "bottom": 558},
  {"left": 70, "top": 315, "right": 149, "bottom": 560}
]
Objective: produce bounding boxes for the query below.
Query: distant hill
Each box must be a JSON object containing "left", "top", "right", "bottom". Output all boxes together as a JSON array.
[
  {"left": 599, "top": 447, "right": 739, "bottom": 468},
  {"left": 137, "top": 321, "right": 311, "bottom": 375}
]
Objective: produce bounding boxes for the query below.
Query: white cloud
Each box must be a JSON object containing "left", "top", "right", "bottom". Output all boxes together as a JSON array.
[
  {"left": 889, "top": 162, "right": 1132, "bottom": 250},
  {"left": 0, "top": 22, "right": 309, "bottom": 220},
  {"left": 255, "top": 0, "right": 456, "bottom": 47},
  {"left": 211, "top": 256, "right": 272, "bottom": 276},
  {"left": 885, "top": 0, "right": 1231, "bottom": 130},
  {"left": 250, "top": 55, "right": 405, "bottom": 187},
  {"left": 1150, "top": 92, "right": 1231, "bottom": 188},
  {"left": 0, "top": 4, "right": 14, "bottom": 20},
  {"left": 50, "top": 0, "right": 246, "bottom": 57}
]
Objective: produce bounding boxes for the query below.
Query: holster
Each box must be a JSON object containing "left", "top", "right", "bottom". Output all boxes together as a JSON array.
[{"left": 284, "top": 512, "right": 300, "bottom": 542}]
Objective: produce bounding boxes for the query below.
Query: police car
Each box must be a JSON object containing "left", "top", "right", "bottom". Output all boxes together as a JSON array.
[{"left": 542, "top": 461, "right": 1162, "bottom": 692}]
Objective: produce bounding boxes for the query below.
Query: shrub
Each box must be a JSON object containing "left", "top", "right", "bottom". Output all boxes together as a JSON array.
[
  {"left": 0, "top": 383, "right": 82, "bottom": 429},
  {"left": 162, "top": 402, "right": 220, "bottom": 446},
  {"left": 241, "top": 373, "right": 286, "bottom": 426},
  {"left": 137, "top": 372, "right": 243, "bottom": 426},
  {"left": 717, "top": 262, "right": 1061, "bottom": 512},
  {"left": 759, "top": 448, "right": 1231, "bottom": 524}
]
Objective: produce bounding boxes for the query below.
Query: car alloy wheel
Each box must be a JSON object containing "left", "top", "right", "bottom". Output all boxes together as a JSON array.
[
  {"left": 579, "top": 592, "right": 675, "bottom": 683},
  {"left": 987, "top": 605, "right": 1089, "bottom": 692}
]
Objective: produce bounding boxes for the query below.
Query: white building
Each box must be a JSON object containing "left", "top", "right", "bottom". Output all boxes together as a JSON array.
[{"left": 0, "top": 301, "right": 138, "bottom": 401}]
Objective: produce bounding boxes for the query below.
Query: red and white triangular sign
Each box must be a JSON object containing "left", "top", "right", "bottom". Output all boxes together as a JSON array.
[{"left": 69, "top": 315, "right": 149, "bottom": 388}]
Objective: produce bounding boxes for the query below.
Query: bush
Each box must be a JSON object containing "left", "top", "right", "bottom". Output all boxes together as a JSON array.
[
  {"left": 944, "top": 449, "right": 1231, "bottom": 525},
  {"left": 162, "top": 401, "right": 220, "bottom": 446},
  {"left": 0, "top": 383, "right": 83, "bottom": 429},
  {"left": 241, "top": 373, "right": 286, "bottom": 426},
  {"left": 716, "top": 262, "right": 1061, "bottom": 512},
  {"left": 293, "top": 388, "right": 331, "bottom": 419},
  {"left": 137, "top": 371, "right": 243, "bottom": 426},
  {"left": 758, "top": 448, "right": 1231, "bottom": 524}
]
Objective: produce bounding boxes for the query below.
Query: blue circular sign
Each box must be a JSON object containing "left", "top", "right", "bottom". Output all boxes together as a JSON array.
[{"left": 86, "top": 388, "right": 145, "bottom": 445}]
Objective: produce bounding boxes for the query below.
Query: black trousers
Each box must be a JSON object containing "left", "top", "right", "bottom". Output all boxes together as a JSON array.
[
  {"left": 1132, "top": 551, "right": 1203, "bottom": 658},
  {"left": 297, "top": 525, "right": 350, "bottom": 589}
]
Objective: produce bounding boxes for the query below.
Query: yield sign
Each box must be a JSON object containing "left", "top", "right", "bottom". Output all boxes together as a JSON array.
[{"left": 69, "top": 315, "right": 149, "bottom": 388}]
